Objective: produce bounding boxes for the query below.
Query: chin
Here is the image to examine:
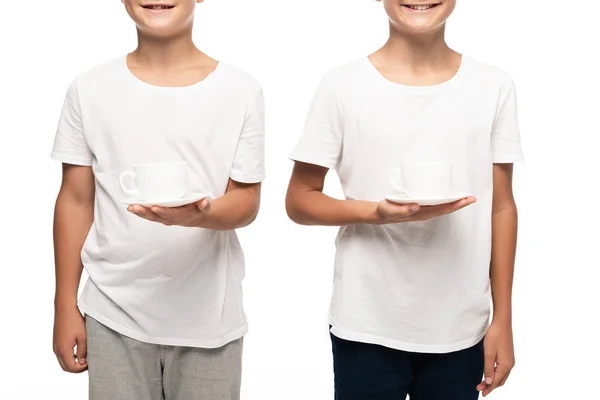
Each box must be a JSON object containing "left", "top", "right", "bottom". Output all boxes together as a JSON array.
[
  {"left": 133, "top": 15, "right": 194, "bottom": 38},
  {"left": 385, "top": 1, "right": 454, "bottom": 34},
  {"left": 138, "top": 21, "right": 180, "bottom": 35},
  {"left": 125, "top": 3, "right": 194, "bottom": 37},
  {"left": 400, "top": 21, "right": 444, "bottom": 34}
]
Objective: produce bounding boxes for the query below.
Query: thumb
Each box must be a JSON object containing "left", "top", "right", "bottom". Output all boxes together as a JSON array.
[
  {"left": 483, "top": 351, "right": 495, "bottom": 386},
  {"left": 196, "top": 198, "right": 211, "bottom": 212},
  {"left": 390, "top": 202, "right": 420, "bottom": 216},
  {"left": 76, "top": 333, "right": 87, "bottom": 365},
  {"left": 407, "top": 204, "right": 420, "bottom": 215}
]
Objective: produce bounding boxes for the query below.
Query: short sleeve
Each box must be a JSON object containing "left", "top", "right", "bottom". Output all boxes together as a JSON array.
[
  {"left": 491, "top": 77, "right": 524, "bottom": 163},
  {"left": 50, "top": 78, "right": 94, "bottom": 166},
  {"left": 289, "top": 74, "right": 343, "bottom": 170},
  {"left": 230, "top": 90, "right": 266, "bottom": 183}
]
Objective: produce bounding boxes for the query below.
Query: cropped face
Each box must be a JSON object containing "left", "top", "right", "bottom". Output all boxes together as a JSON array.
[
  {"left": 381, "top": 0, "right": 457, "bottom": 34},
  {"left": 122, "top": 0, "right": 203, "bottom": 37}
]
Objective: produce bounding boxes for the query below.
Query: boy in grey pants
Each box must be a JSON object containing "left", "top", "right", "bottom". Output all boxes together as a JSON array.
[{"left": 51, "top": 1, "right": 265, "bottom": 398}]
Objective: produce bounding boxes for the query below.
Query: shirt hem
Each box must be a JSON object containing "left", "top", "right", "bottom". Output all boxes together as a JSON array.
[
  {"left": 80, "top": 302, "right": 248, "bottom": 349},
  {"left": 289, "top": 153, "right": 337, "bottom": 170},
  {"left": 492, "top": 154, "right": 525, "bottom": 164},
  {"left": 229, "top": 173, "right": 266, "bottom": 184},
  {"left": 50, "top": 152, "right": 94, "bottom": 166},
  {"left": 329, "top": 322, "right": 487, "bottom": 354}
]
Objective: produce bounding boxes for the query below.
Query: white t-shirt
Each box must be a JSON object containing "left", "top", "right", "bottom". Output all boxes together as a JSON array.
[
  {"left": 290, "top": 55, "right": 524, "bottom": 353},
  {"left": 51, "top": 55, "right": 265, "bottom": 348}
]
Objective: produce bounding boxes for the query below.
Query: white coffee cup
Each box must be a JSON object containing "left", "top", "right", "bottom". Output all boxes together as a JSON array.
[
  {"left": 119, "top": 161, "right": 189, "bottom": 201},
  {"left": 390, "top": 162, "right": 453, "bottom": 198}
]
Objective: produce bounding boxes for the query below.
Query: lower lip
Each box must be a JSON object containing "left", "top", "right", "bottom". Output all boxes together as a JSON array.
[
  {"left": 142, "top": 6, "right": 175, "bottom": 14},
  {"left": 402, "top": 4, "right": 441, "bottom": 12}
]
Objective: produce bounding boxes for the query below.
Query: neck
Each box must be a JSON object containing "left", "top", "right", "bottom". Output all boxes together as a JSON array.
[
  {"left": 381, "top": 24, "right": 454, "bottom": 68},
  {"left": 131, "top": 27, "right": 200, "bottom": 67}
]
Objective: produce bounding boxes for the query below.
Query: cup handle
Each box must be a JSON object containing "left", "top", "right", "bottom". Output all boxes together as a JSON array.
[
  {"left": 119, "top": 171, "right": 139, "bottom": 197},
  {"left": 389, "top": 168, "right": 408, "bottom": 196}
]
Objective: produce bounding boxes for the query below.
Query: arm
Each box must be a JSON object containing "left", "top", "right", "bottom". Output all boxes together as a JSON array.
[
  {"left": 196, "top": 179, "right": 261, "bottom": 230},
  {"left": 286, "top": 162, "right": 380, "bottom": 225},
  {"left": 53, "top": 163, "right": 95, "bottom": 373},
  {"left": 479, "top": 163, "right": 518, "bottom": 396},
  {"left": 490, "top": 163, "right": 518, "bottom": 324},
  {"left": 130, "top": 178, "right": 261, "bottom": 231},
  {"left": 285, "top": 161, "right": 476, "bottom": 226}
]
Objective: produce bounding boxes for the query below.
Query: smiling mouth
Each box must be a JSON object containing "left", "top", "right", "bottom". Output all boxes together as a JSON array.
[
  {"left": 141, "top": 4, "right": 175, "bottom": 10},
  {"left": 402, "top": 4, "right": 441, "bottom": 11}
]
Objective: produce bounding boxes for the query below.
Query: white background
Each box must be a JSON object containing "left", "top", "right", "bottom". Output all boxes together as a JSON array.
[{"left": 1, "top": 0, "right": 599, "bottom": 398}]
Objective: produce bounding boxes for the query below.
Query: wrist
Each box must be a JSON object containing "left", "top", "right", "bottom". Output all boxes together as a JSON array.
[
  {"left": 363, "top": 202, "right": 383, "bottom": 224},
  {"left": 189, "top": 215, "right": 208, "bottom": 228},
  {"left": 54, "top": 295, "right": 78, "bottom": 312},
  {"left": 189, "top": 198, "right": 215, "bottom": 228},
  {"left": 491, "top": 309, "right": 513, "bottom": 326}
]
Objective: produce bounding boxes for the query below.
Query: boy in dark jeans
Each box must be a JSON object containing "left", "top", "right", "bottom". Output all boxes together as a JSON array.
[
  {"left": 51, "top": 1, "right": 264, "bottom": 398},
  {"left": 286, "top": 1, "right": 522, "bottom": 398}
]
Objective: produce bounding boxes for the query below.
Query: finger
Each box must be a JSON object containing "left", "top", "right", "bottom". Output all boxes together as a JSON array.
[
  {"left": 387, "top": 201, "right": 420, "bottom": 217},
  {"left": 128, "top": 205, "right": 159, "bottom": 220},
  {"left": 63, "top": 350, "right": 88, "bottom": 373},
  {"left": 73, "top": 362, "right": 88, "bottom": 373},
  {"left": 76, "top": 333, "right": 87, "bottom": 366},
  {"left": 69, "top": 361, "right": 88, "bottom": 373},
  {"left": 482, "top": 349, "right": 496, "bottom": 388},
  {"left": 150, "top": 206, "right": 179, "bottom": 220},
  {"left": 408, "top": 204, "right": 420, "bottom": 214},
  {"left": 476, "top": 381, "right": 486, "bottom": 392},
  {"left": 55, "top": 351, "right": 69, "bottom": 371},
  {"left": 129, "top": 205, "right": 171, "bottom": 224},
  {"left": 444, "top": 196, "right": 477, "bottom": 212},
  {"left": 498, "top": 370, "right": 511, "bottom": 387},
  {"left": 152, "top": 205, "right": 199, "bottom": 222},
  {"left": 196, "top": 198, "right": 211, "bottom": 211},
  {"left": 457, "top": 196, "right": 477, "bottom": 208},
  {"left": 424, "top": 197, "right": 476, "bottom": 219},
  {"left": 476, "top": 376, "right": 492, "bottom": 391},
  {"left": 483, "top": 366, "right": 509, "bottom": 396},
  {"left": 58, "top": 348, "right": 80, "bottom": 373}
]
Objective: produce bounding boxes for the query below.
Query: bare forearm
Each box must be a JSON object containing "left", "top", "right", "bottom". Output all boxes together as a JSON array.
[
  {"left": 199, "top": 189, "right": 260, "bottom": 231},
  {"left": 490, "top": 205, "right": 518, "bottom": 323},
  {"left": 53, "top": 197, "right": 93, "bottom": 310},
  {"left": 286, "top": 190, "right": 377, "bottom": 226}
]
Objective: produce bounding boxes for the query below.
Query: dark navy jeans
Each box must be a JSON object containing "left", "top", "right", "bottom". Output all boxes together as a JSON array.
[{"left": 331, "top": 332, "right": 484, "bottom": 400}]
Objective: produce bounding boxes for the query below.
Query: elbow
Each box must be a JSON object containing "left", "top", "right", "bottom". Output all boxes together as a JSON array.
[
  {"left": 286, "top": 206, "right": 302, "bottom": 225},
  {"left": 285, "top": 195, "right": 310, "bottom": 225},
  {"left": 492, "top": 201, "right": 518, "bottom": 216},
  {"left": 238, "top": 202, "right": 260, "bottom": 229},
  {"left": 56, "top": 190, "right": 94, "bottom": 210},
  {"left": 245, "top": 208, "right": 259, "bottom": 227}
]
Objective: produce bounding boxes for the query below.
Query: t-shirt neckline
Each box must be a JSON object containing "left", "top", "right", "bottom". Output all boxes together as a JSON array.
[
  {"left": 120, "top": 54, "right": 222, "bottom": 93},
  {"left": 363, "top": 55, "right": 469, "bottom": 94}
]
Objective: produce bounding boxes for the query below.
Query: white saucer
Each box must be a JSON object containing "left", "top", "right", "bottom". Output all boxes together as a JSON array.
[
  {"left": 385, "top": 193, "right": 471, "bottom": 206},
  {"left": 121, "top": 192, "right": 209, "bottom": 208}
]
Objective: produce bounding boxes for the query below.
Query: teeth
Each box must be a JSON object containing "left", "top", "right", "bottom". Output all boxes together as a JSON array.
[
  {"left": 147, "top": 5, "right": 171, "bottom": 10},
  {"left": 407, "top": 4, "right": 436, "bottom": 10}
]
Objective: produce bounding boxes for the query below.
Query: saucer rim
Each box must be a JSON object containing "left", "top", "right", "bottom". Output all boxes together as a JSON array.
[
  {"left": 120, "top": 192, "right": 209, "bottom": 205},
  {"left": 385, "top": 192, "right": 471, "bottom": 203}
]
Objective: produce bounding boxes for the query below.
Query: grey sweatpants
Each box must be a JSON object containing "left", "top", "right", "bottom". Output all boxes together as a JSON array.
[{"left": 86, "top": 316, "right": 243, "bottom": 400}]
